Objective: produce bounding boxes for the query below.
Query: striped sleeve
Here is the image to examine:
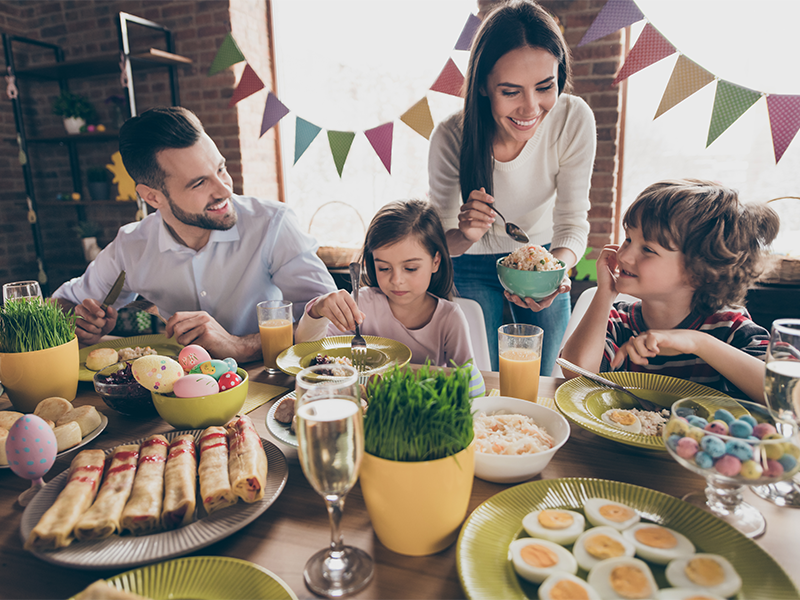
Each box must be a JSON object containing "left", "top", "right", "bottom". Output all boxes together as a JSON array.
[{"left": 699, "top": 308, "right": 769, "bottom": 358}]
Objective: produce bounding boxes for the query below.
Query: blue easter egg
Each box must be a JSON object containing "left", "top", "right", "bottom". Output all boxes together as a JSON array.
[
  {"left": 190, "top": 359, "right": 233, "bottom": 381},
  {"left": 701, "top": 435, "right": 726, "bottom": 458},
  {"left": 713, "top": 409, "right": 735, "bottom": 424}
]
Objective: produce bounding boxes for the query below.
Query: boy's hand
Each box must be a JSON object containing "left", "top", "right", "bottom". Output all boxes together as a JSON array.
[
  {"left": 611, "top": 329, "right": 699, "bottom": 368},
  {"left": 503, "top": 276, "right": 571, "bottom": 312},
  {"left": 596, "top": 244, "right": 620, "bottom": 297},
  {"left": 309, "top": 289, "right": 365, "bottom": 332},
  {"left": 457, "top": 188, "right": 496, "bottom": 244}
]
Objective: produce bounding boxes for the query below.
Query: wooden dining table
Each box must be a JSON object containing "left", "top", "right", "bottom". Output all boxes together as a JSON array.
[{"left": 1, "top": 365, "right": 798, "bottom": 599}]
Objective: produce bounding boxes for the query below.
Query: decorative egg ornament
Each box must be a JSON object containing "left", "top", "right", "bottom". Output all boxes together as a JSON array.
[
  {"left": 6, "top": 414, "right": 57, "bottom": 480},
  {"left": 178, "top": 344, "right": 212, "bottom": 373},
  {"left": 132, "top": 355, "right": 184, "bottom": 394},
  {"left": 218, "top": 371, "right": 243, "bottom": 391},
  {"left": 173, "top": 374, "right": 220, "bottom": 398},
  {"left": 190, "top": 359, "right": 233, "bottom": 380}
]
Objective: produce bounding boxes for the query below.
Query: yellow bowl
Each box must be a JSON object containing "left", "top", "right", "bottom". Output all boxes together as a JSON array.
[{"left": 151, "top": 368, "right": 248, "bottom": 429}]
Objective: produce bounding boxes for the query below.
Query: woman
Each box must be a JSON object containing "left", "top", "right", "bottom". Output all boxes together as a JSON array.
[{"left": 428, "top": 0, "right": 596, "bottom": 374}]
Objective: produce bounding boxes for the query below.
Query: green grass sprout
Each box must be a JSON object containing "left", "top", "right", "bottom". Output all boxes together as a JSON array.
[{"left": 0, "top": 298, "right": 76, "bottom": 353}]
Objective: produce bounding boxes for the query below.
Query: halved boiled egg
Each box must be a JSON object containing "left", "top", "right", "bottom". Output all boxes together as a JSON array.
[
  {"left": 657, "top": 588, "right": 727, "bottom": 600},
  {"left": 583, "top": 498, "right": 641, "bottom": 531},
  {"left": 522, "top": 509, "right": 586, "bottom": 545},
  {"left": 665, "top": 554, "right": 742, "bottom": 598},
  {"left": 538, "top": 572, "right": 601, "bottom": 600},
  {"left": 622, "top": 523, "right": 695, "bottom": 564},
  {"left": 573, "top": 525, "right": 636, "bottom": 572},
  {"left": 601, "top": 409, "right": 642, "bottom": 434},
  {"left": 587, "top": 556, "right": 658, "bottom": 600},
  {"left": 509, "top": 537, "right": 578, "bottom": 584}
]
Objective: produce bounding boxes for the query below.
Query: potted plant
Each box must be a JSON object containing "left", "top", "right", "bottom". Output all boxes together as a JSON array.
[
  {"left": 74, "top": 220, "right": 103, "bottom": 262},
  {"left": 52, "top": 91, "right": 96, "bottom": 134},
  {"left": 0, "top": 298, "right": 79, "bottom": 411},
  {"left": 359, "top": 362, "right": 476, "bottom": 556},
  {"left": 86, "top": 166, "right": 110, "bottom": 201}
]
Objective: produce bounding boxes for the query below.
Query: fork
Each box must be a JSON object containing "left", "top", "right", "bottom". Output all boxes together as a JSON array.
[
  {"left": 348, "top": 262, "right": 368, "bottom": 372},
  {"left": 124, "top": 298, "right": 168, "bottom": 327},
  {"left": 556, "top": 358, "right": 661, "bottom": 412}
]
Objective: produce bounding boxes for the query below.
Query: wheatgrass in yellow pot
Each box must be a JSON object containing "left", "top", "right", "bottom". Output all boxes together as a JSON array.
[{"left": 359, "top": 363, "right": 476, "bottom": 556}]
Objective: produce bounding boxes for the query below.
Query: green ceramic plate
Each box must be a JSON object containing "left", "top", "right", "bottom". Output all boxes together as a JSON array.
[
  {"left": 457, "top": 477, "right": 799, "bottom": 600},
  {"left": 79, "top": 334, "right": 183, "bottom": 381},
  {"left": 69, "top": 556, "right": 297, "bottom": 600},
  {"left": 555, "top": 372, "right": 730, "bottom": 450},
  {"left": 276, "top": 335, "right": 411, "bottom": 377}
]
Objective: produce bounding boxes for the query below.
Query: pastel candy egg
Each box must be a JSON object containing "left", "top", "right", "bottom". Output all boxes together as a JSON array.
[
  {"left": 739, "top": 414, "right": 758, "bottom": 428},
  {"left": 752, "top": 422, "right": 777, "bottom": 439},
  {"left": 729, "top": 419, "right": 753, "bottom": 439},
  {"left": 695, "top": 451, "right": 714, "bottom": 469},
  {"left": 676, "top": 437, "right": 699, "bottom": 459},
  {"left": 725, "top": 439, "right": 753, "bottom": 462},
  {"left": 713, "top": 409, "right": 735, "bottom": 424},
  {"left": 218, "top": 371, "right": 243, "bottom": 391},
  {"left": 222, "top": 357, "right": 238, "bottom": 372},
  {"left": 686, "top": 415, "right": 708, "bottom": 429},
  {"left": 687, "top": 427, "right": 706, "bottom": 443},
  {"left": 777, "top": 454, "right": 798, "bottom": 473},
  {"left": 762, "top": 434, "right": 786, "bottom": 460},
  {"left": 700, "top": 435, "right": 726, "bottom": 458},
  {"left": 715, "top": 454, "right": 742, "bottom": 477},
  {"left": 173, "top": 374, "right": 219, "bottom": 398},
  {"left": 763, "top": 459, "right": 785, "bottom": 478},
  {"left": 132, "top": 355, "right": 184, "bottom": 394},
  {"left": 667, "top": 434, "right": 682, "bottom": 451},
  {"left": 666, "top": 418, "right": 690, "bottom": 437},
  {"left": 178, "top": 344, "right": 212, "bottom": 373},
  {"left": 741, "top": 460, "right": 763, "bottom": 480},
  {"left": 6, "top": 415, "right": 57, "bottom": 480},
  {"left": 785, "top": 444, "right": 800, "bottom": 459},
  {"left": 704, "top": 420, "right": 729, "bottom": 436},
  {"left": 190, "top": 359, "right": 233, "bottom": 380}
]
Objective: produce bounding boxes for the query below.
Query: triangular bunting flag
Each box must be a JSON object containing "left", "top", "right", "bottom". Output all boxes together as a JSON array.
[
  {"left": 328, "top": 131, "right": 356, "bottom": 177},
  {"left": 654, "top": 55, "right": 715, "bottom": 119},
  {"left": 208, "top": 33, "right": 246, "bottom": 76},
  {"left": 767, "top": 94, "right": 800, "bottom": 163},
  {"left": 294, "top": 117, "right": 322, "bottom": 164},
  {"left": 612, "top": 24, "right": 676, "bottom": 86},
  {"left": 578, "top": 0, "right": 644, "bottom": 47},
  {"left": 260, "top": 92, "right": 290, "bottom": 137},
  {"left": 430, "top": 58, "right": 464, "bottom": 97},
  {"left": 400, "top": 97, "right": 434, "bottom": 140},
  {"left": 707, "top": 80, "right": 762, "bottom": 147},
  {"left": 365, "top": 122, "right": 394, "bottom": 174},
  {"left": 228, "top": 64, "right": 265, "bottom": 108},
  {"left": 455, "top": 14, "right": 481, "bottom": 51}
]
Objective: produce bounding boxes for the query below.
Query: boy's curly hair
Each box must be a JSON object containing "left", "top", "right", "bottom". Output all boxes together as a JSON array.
[{"left": 623, "top": 179, "right": 780, "bottom": 315}]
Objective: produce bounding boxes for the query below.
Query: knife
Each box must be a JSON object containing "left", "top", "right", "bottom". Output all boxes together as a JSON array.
[
  {"left": 100, "top": 271, "right": 126, "bottom": 311},
  {"left": 556, "top": 357, "right": 660, "bottom": 411}
]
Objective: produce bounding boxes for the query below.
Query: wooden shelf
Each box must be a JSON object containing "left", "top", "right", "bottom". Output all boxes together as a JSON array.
[
  {"left": 7, "top": 131, "right": 120, "bottom": 144},
  {"left": 15, "top": 49, "right": 191, "bottom": 80},
  {"left": 37, "top": 200, "right": 137, "bottom": 207}
]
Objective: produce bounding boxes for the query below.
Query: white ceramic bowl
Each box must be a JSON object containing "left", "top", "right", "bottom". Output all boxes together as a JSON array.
[{"left": 472, "top": 396, "right": 570, "bottom": 484}]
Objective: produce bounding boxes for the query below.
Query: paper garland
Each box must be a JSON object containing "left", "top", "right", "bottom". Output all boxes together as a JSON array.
[
  {"left": 207, "top": 13, "right": 480, "bottom": 177},
  {"left": 582, "top": 0, "right": 800, "bottom": 163}
]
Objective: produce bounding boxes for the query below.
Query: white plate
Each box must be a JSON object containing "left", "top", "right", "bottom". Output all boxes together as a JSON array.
[
  {"left": 21, "top": 430, "right": 288, "bottom": 570},
  {"left": 266, "top": 392, "right": 297, "bottom": 448},
  {"left": 1, "top": 413, "right": 108, "bottom": 470}
]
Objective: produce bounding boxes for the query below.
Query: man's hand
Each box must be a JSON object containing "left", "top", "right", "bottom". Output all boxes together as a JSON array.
[
  {"left": 72, "top": 299, "right": 118, "bottom": 346},
  {"left": 166, "top": 311, "right": 259, "bottom": 363},
  {"left": 611, "top": 329, "right": 697, "bottom": 369}
]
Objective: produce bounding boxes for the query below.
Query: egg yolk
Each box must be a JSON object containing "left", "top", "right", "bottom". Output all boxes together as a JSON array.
[
  {"left": 550, "top": 580, "right": 590, "bottom": 600},
  {"left": 599, "top": 503, "right": 636, "bottom": 522},
  {"left": 538, "top": 510, "right": 574, "bottom": 529},
  {"left": 521, "top": 543, "right": 559, "bottom": 568},
  {"left": 584, "top": 534, "right": 626, "bottom": 559},
  {"left": 685, "top": 557, "right": 725, "bottom": 586},
  {"left": 634, "top": 526, "right": 677, "bottom": 549},
  {"left": 610, "top": 565, "right": 652, "bottom": 600},
  {"left": 609, "top": 410, "right": 638, "bottom": 426}
]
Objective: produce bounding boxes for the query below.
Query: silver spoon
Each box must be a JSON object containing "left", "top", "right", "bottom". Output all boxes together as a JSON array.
[{"left": 484, "top": 202, "right": 529, "bottom": 243}]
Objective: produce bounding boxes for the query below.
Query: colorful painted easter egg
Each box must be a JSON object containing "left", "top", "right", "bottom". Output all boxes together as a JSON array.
[
  {"left": 222, "top": 357, "right": 238, "bottom": 372},
  {"left": 190, "top": 359, "right": 232, "bottom": 380},
  {"left": 178, "top": 344, "right": 212, "bottom": 373},
  {"left": 132, "top": 355, "right": 184, "bottom": 394},
  {"left": 6, "top": 414, "right": 57, "bottom": 480},
  {"left": 173, "top": 374, "right": 220, "bottom": 398},
  {"left": 218, "top": 371, "right": 243, "bottom": 391}
]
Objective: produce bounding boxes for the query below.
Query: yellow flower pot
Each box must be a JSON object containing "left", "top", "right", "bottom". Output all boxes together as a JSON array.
[
  {"left": 0, "top": 337, "right": 79, "bottom": 412},
  {"left": 359, "top": 443, "right": 475, "bottom": 556}
]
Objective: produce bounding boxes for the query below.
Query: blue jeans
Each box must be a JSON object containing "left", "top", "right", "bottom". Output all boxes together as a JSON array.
[{"left": 452, "top": 251, "right": 571, "bottom": 375}]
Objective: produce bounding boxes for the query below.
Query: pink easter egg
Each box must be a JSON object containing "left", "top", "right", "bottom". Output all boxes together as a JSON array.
[
  {"left": 178, "top": 344, "right": 212, "bottom": 373},
  {"left": 6, "top": 414, "right": 58, "bottom": 480},
  {"left": 173, "top": 374, "right": 220, "bottom": 398},
  {"left": 752, "top": 422, "right": 777, "bottom": 439},
  {"left": 763, "top": 459, "right": 785, "bottom": 478},
  {"left": 218, "top": 371, "right": 243, "bottom": 391},
  {"left": 676, "top": 436, "right": 699, "bottom": 459}
]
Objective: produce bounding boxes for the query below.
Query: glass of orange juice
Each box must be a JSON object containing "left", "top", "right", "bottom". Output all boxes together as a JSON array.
[
  {"left": 498, "top": 324, "right": 543, "bottom": 402},
  {"left": 257, "top": 300, "right": 293, "bottom": 373}
]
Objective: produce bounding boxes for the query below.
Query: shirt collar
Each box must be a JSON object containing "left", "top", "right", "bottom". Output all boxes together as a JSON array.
[{"left": 156, "top": 208, "right": 241, "bottom": 254}]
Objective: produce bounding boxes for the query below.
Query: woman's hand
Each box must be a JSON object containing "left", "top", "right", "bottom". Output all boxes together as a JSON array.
[
  {"left": 504, "top": 275, "right": 571, "bottom": 312},
  {"left": 308, "top": 289, "right": 365, "bottom": 332},
  {"left": 457, "top": 188, "right": 496, "bottom": 244}
]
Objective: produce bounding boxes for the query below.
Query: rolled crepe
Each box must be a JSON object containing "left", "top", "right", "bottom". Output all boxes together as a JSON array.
[
  {"left": 25, "top": 449, "right": 105, "bottom": 551},
  {"left": 226, "top": 415, "right": 268, "bottom": 503},
  {"left": 56, "top": 405, "right": 102, "bottom": 436},
  {"left": 33, "top": 397, "right": 73, "bottom": 423},
  {"left": 199, "top": 426, "right": 237, "bottom": 515},
  {"left": 74, "top": 444, "right": 140, "bottom": 541},
  {"left": 120, "top": 435, "right": 169, "bottom": 536},
  {"left": 160, "top": 434, "right": 197, "bottom": 530}
]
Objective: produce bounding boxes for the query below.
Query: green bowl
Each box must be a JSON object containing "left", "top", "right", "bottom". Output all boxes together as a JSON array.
[
  {"left": 151, "top": 368, "right": 248, "bottom": 429},
  {"left": 496, "top": 257, "right": 567, "bottom": 301}
]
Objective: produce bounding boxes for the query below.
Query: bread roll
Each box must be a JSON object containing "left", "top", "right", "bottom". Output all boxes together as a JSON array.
[
  {"left": 44, "top": 419, "right": 55, "bottom": 429},
  {"left": 53, "top": 421, "right": 83, "bottom": 452},
  {"left": 34, "top": 397, "right": 74, "bottom": 422},
  {"left": 0, "top": 429, "right": 8, "bottom": 465},
  {"left": 57, "top": 405, "right": 102, "bottom": 436},
  {"left": 86, "top": 348, "right": 119, "bottom": 371},
  {"left": 0, "top": 411, "right": 24, "bottom": 430}
]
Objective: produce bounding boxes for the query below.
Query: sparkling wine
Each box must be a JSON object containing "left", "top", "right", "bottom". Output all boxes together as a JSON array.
[
  {"left": 764, "top": 360, "right": 800, "bottom": 424},
  {"left": 296, "top": 398, "right": 363, "bottom": 497}
]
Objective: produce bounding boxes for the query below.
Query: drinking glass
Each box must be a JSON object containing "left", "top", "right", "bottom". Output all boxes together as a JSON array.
[
  {"left": 295, "top": 364, "right": 374, "bottom": 597},
  {"left": 257, "top": 300, "right": 293, "bottom": 374},
  {"left": 3, "top": 280, "right": 42, "bottom": 303},
  {"left": 498, "top": 323, "right": 543, "bottom": 402},
  {"left": 752, "top": 318, "right": 800, "bottom": 508}
]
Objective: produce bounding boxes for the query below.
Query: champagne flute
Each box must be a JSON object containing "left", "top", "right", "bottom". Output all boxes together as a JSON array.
[
  {"left": 752, "top": 318, "right": 800, "bottom": 508},
  {"left": 3, "top": 280, "right": 42, "bottom": 303},
  {"left": 295, "top": 363, "right": 374, "bottom": 597}
]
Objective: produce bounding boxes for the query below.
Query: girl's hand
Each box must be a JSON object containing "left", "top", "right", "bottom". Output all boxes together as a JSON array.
[
  {"left": 457, "top": 188, "right": 496, "bottom": 243},
  {"left": 596, "top": 244, "right": 620, "bottom": 297},
  {"left": 503, "top": 275, "right": 571, "bottom": 312},
  {"left": 308, "top": 289, "right": 365, "bottom": 333},
  {"left": 610, "top": 329, "right": 697, "bottom": 368}
]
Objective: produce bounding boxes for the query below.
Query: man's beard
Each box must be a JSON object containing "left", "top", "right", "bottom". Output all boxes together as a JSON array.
[{"left": 164, "top": 189, "right": 237, "bottom": 231}]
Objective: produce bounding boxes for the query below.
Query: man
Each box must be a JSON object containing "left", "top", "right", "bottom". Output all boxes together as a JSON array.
[{"left": 54, "top": 107, "right": 337, "bottom": 362}]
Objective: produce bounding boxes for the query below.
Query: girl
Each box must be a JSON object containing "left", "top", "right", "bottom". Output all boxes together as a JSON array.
[
  {"left": 296, "top": 199, "right": 479, "bottom": 376},
  {"left": 561, "top": 179, "right": 780, "bottom": 402},
  {"left": 428, "top": 0, "right": 596, "bottom": 375}
]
